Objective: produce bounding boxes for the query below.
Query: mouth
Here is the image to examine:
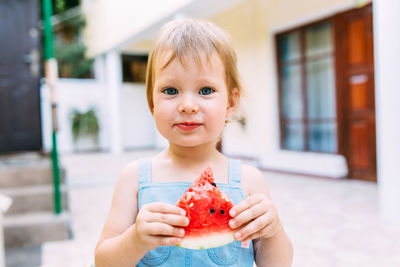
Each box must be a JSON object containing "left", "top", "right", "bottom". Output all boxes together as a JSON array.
[{"left": 175, "top": 122, "right": 202, "bottom": 131}]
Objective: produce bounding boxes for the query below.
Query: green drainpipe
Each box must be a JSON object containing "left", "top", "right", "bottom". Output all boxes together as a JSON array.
[{"left": 41, "top": 0, "right": 62, "bottom": 214}]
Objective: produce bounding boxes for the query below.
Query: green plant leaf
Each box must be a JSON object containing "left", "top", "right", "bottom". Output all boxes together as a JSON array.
[{"left": 70, "top": 108, "right": 100, "bottom": 143}]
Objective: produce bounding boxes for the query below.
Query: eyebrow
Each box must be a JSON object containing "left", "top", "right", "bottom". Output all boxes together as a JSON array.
[{"left": 157, "top": 76, "right": 221, "bottom": 87}]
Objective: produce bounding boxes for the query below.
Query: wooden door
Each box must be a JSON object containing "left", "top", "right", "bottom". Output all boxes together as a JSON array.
[
  {"left": 0, "top": 0, "right": 42, "bottom": 152},
  {"left": 335, "top": 4, "right": 376, "bottom": 181}
]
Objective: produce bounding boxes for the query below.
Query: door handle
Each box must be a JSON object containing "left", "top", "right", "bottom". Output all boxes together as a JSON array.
[
  {"left": 350, "top": 74, "right": 368, "bottom": 84},
  {"left": 24, "top": 49, "right": 40, "bottom": 77}
]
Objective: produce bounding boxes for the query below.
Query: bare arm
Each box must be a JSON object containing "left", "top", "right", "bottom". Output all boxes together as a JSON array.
[
  {"left": 230, "top": 165, "right": 293, "bottom": 267},
  {"left": 94, "top": 161, "right": 146, "bottom": 266},
  {"left": 94, "top": 161, "right": 188, "bottom": 267},
  {"left": 253, "top": 227, "right": 293, "bottom": 267}
]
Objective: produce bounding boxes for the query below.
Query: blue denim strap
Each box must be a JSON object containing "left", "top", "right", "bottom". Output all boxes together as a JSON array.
[{"left": 228, "top": 159, "right": 241, "bottom": 185}]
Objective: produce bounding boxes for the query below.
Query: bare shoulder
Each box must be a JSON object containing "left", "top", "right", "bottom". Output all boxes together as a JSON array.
[
  {"left": 111, "top": 160, "right": 140, "bottom": 212},
  {"left": 117, "top": 160, "right": 140, "bottom": 188},
  {"left": 241, "top": 164, "right": 271, "bottom": 198},
  {"left": 96, "top": 160, "right": 140, "bottom": 247}
]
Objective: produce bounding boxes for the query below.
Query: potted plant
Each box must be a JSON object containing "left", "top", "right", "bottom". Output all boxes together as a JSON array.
[{"left": 70, "top": 107, "right": 100, "bottom": 152}]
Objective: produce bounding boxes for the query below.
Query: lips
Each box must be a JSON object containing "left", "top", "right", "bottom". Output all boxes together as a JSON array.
[{"left": 175, "top": 122, "right": 202, "bottom": 131}]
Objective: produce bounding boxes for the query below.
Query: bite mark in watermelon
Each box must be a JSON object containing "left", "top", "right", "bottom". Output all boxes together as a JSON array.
[{"left": 176, "top": 167, "right": 235, "bottom": 249}]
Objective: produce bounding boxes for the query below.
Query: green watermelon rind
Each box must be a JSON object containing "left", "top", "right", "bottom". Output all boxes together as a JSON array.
[{"left": 177, "top": 231, "right": 235, "bottom": 250}]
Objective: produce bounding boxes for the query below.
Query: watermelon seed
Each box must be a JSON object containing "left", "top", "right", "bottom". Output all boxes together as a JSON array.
[
  {"left": 211, "top": 182, "right": 216, "bottom": 187},
  {"left": 210, "top": 208, "right": 215, "bottom": 214},
  {"left": 220, "top": 209, "right": 225, "bottom": 215}
]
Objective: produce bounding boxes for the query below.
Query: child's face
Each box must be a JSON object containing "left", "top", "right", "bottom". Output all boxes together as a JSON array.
[{"left": 152, "top": 52, "right": 237, "bottom": 148}]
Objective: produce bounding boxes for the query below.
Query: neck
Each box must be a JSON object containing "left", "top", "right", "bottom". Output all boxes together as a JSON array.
[{"left": 166, "top": 141, "right": 222, "bottom": 166}]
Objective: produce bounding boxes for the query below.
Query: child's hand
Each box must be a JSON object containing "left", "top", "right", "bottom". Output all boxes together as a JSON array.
[
  {"left": 228, "top": 194, "right": 281, "bottom": 242},
  {"left": 134, "top": 202, "right": 189, "bottom": 251}
]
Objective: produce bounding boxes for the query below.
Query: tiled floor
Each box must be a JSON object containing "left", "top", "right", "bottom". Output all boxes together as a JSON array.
[{"left": 39, "top": 150, "right": 400, "bottom": 267}]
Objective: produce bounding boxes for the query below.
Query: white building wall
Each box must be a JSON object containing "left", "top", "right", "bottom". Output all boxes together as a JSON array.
[
  {"left": 373, "top": 0, "right": 400, "bottom": 219},
  {"left": 121, "top": 83, "right": 156, "bottom": 150},
  {"left": 104, "top": 51, "right": 124, "bottom": 154}
]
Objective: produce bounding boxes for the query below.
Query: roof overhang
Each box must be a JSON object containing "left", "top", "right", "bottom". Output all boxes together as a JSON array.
[{"left": 87, "top": 0, "right": 245, "bottom": 57}]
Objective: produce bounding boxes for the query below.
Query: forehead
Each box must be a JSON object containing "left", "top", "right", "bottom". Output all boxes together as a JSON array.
[{"left": 155, "top": 49, "right": 225, "bottom": 76}]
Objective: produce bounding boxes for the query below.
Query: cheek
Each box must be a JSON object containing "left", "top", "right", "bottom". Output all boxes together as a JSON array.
[
  {"left": 152, "top": 102, "right": 175, "bottom": 128},
  {"left": 153, "top": 107, "right": 169, "bottom": 121},
  {"left": 204, "top": 102, "right": 228, "bottom": 127},
  {"left": 152, "top": 110, "right": 170, "bottom": 136},
  {"left": 153, "top": 97, "right": 167, "bottom": 114}
]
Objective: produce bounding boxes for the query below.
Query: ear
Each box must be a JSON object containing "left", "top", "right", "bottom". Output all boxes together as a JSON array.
[{"left": 226, "top": 88, "right": 239, "bottom": 118}]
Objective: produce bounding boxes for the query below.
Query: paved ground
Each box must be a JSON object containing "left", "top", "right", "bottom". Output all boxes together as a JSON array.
[{"left": 32, "top": 150, "right": 400, "bottom": 266}]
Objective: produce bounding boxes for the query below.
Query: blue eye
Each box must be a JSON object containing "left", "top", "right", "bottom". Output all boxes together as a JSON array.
[
  {"left": 162, "top": 88, "right": 178, "bottom": 95},
  {"left": 199, "top": 87, "right": 214, "bottom": 95}
]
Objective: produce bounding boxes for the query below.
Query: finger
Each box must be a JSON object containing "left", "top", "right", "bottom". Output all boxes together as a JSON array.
[
  {"left": 147, "top": 212, "right": 189, "bottom": 227},
  {"left": 157, "top": 236, "right": 183, "bottom": 246},
  {"left": 241, "top": 231, "right": 262, "bottom": 243},
  {"left": 147, "top": 222, "right": 186, "bottom": 237},
  {"left": 146, "top": 236, "right": 182, "bottom": 247},
  {"left": 241, "top": 219, "right": 279, "bottom": 242},
  {"left": 146, "top": 202, "right": 186, "bottom": 216},
  {"left": 229, "top": 201, "right": 266, "bottom": 229},
  {"left": 229, "top": 194, "right": 263, "bottom": 217},
  {"left": 234, "top": 213, "right": 271, "bottom": 241}
]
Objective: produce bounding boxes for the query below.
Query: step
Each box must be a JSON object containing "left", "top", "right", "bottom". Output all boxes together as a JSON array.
[
  {"left": 5, "top": 244, "right": 42, "bottom": 267},
  {"left": 4, "top": 212, "right": 72, "bottom": 248},
  {"left": 1, "top": 185, "right": 69, "bottom": 215},
  {"left": 0, "top": 163, "right": 66, "bottom": 188},
  {"left": 0, "top": 152, "right": 43, "bottom": 166}
]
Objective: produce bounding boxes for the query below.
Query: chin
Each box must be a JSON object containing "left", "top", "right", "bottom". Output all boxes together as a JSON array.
[
  {"left": 174, "top": 141, "right": 204, "bottom": 147},
  {"left": 173, "top": 138, "right": 219, "bottom": 148}
]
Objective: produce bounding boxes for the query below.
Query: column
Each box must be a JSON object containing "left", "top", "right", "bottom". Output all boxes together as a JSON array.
[
  {"left": 105, "top": 50, "right": 123, "bottom": 154},
  {"left": 0, "top": 194, "right": 12, "bottom": 267},
  {"left": 373, "top": 0, "right": 400, "bottom": 219}
]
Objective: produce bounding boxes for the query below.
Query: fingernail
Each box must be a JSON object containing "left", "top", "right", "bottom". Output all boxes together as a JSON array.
[
  {"left": 235, "top": 232, "right": 241, "bottom": 239},
  {"left": 179, "top": 229, "right": 185, "bottom": 236},
  {"left": 181, "top": 210, "right": 186, "bottom": 216},
  {"left": 184, "top": 218, "right": 189, "bottom": 225},
  {"left": 230, "top": 209, "right": 236, "bottom": 217},
  {"left": 229, "top": 220, "right": 235, "bottom": 228}
]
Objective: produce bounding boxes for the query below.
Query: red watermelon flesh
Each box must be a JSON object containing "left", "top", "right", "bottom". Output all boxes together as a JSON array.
[{"left": 176, "top": 167, "right": 235, "bottom": 249}]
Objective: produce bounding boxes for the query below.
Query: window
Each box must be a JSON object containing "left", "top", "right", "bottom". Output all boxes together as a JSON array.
[
  {"left": 122, "top": 55, "right": 148, "bottom": 83},
  {"left": 277, "top": 21, "right": 337, "bottom": 153},
  {"left": 53, "top": 13, "right": 94, "bottom": 79}
]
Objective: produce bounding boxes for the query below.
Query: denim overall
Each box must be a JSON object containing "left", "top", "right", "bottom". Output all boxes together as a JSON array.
[{"left": 136, "top": 158, "right": 254, "bottom": 267}]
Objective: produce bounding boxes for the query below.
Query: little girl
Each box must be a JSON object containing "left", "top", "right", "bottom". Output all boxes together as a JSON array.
[{"left": 95, "top": 18, "right": 293, "bottom": 267}]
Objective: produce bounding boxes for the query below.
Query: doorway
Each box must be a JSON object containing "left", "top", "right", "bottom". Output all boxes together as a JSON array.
[
  {"left": 0, "top": 0, "right": 42, "bottom": 152},
  {"left": 335, "top": 4, "right": 377, "bottom": 181}
]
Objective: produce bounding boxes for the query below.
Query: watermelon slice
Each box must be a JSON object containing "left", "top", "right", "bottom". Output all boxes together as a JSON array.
[{"left": 176, "top": 167, "right": 235, "bottom": 249}]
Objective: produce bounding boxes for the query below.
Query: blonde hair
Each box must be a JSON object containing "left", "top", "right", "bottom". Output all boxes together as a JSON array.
[{"left": 146, "top": 18, "right": 244, "bottom": 113}]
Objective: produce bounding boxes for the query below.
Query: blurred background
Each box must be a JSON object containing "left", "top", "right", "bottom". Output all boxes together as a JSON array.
[{"left": 0, "top": 0, "right": 399, "bottom": 266}]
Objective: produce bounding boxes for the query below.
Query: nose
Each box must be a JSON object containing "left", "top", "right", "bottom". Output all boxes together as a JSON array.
[
  {"left": 178, "top": 103, "right": 199, "bottom": 113},
  {"left": 178, "top": 95, "right": 199, "bottom": 113}
]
